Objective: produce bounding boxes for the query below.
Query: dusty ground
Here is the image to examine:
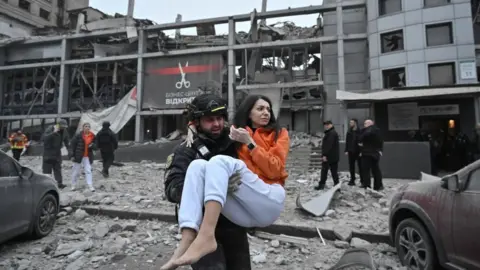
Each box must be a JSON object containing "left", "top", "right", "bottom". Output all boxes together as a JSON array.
[
  {"left": 0, "top": 211, "right": 404, "bottom": 270},
  {"left": 19, "top": 156, "right": 412, "bottom": 235}
]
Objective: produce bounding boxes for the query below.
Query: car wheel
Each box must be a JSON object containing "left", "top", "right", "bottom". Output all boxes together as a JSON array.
[
  {"left": 395, "top": 218, "right": 437, "bottom": 270},
  {"left": 32, "top": 194, "right": 58, "bottom": 238}
]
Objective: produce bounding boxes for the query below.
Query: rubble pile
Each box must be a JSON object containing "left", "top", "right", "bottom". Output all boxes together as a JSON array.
[
  {"left": 0, "top": 214, "right": 404, "bottom": 270},
  {"left": 19, "top": 157, "right": 409, "bottom": 237},
  {"left": 289, "top": 131, "right": 322, "bottom": 148},
  {"left": 284, "top": 172, "right": 411, "bottom": 234}
]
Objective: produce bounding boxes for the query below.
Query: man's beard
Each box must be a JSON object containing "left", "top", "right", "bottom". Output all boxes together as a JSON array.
[{"left": 200, "top": 127, "right": 224, "bottom": 139}]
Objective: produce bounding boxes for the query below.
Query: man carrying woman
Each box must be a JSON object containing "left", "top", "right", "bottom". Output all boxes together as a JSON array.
[{"left": 161, "top": 94, "right": 290, "bottom": 270}]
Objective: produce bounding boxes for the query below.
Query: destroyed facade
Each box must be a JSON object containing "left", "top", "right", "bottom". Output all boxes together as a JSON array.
[{"left": 0, "top": 0, "right": 479, "bottom": 146}]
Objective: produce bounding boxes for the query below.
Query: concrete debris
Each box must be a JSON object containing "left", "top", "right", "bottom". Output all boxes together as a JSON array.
[
  {"left": 19, "top": 156, "right": 410, "bottom": 237},
  {"left": 289, "top": 131, "right": 323, "bottom": 148},
  {"left": 0, "top": 214, "right": 403, "bottom": 270}
]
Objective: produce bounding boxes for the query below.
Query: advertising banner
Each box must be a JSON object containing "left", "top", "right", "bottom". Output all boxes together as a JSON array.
[{"left": 142, "top": 54, "right": 224, "bottom": 109}]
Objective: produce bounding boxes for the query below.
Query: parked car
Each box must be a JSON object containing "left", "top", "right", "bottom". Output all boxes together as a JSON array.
[
  {"left": 389, "top": 161, "right": 480, "bottom": 270},
  {"left": 0, "top": 150, "right": 60, "bottom": 244}
]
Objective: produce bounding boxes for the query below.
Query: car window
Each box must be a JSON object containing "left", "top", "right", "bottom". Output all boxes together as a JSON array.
[
  {"left": 467, "top": 168, "right": 480, "bottom": 191},
  {"left": 0, "top": 154, "right": 19, "bottom": 177}
]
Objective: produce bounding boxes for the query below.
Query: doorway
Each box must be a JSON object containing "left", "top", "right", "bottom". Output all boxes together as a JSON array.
[{"left": 420, "top": 115, "right": 467, "bottom": 174}]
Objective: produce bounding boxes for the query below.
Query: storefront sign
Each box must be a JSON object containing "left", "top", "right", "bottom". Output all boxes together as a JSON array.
[
  {"left": 418, "top": 104, "right": 459, "bottom": 116},
  {"left": 459, "top": 61, "right": 477, "bottom": 80},
  {"left": 142, "top": 54, "right": 224, "bottom": 109},
  {"left": 387, "top": 102, "right": 419, "bottom": 131}
]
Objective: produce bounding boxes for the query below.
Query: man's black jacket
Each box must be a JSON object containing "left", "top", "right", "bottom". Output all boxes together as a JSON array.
[
  {"left": 359, "top": 126, "right": 383, "bottom": 158},
  {"left": 42, "top": 125, "right": 70, "bottom": 161},
  {"left": 322, "top": 127, "right": 340, "bottom": 163},
  {"left": 164, "top": 129, "right": 237, "bottom": 204},
  {"left": 345, "top": 128, "right": 361, "bottom": 154},
  {"left": 96, "top": 127, "right": 118, "bottom": 152}
]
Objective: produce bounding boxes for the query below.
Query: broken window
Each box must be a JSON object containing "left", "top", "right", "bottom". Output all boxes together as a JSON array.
[
  {"left": 382, "top": 67, "right": 406, "bottom": 88},
  {"left": 426, "top": 22, "right": 453, "bottom": 46},
  {"left": 380, "top": 30, "right": 404, "bottom": 53},
  {"left": 379, "top": 0, "right": 402, "bottom": 16},
  {"left": 18, "top": 0, "right": 30, "bottom": 12},
  {"left": 424, "top": 0, "right": 450, "bottom": 8},
  {"left": 39, "top": 8, "right": 50, "bottom": 21},
  {"left": 428, "top": 62, "right": 456, "bottom": 86}
]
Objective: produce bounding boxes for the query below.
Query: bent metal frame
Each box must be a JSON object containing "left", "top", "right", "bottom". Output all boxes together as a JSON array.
[{"left": 0, "top": 0, "right": 367, "bottom": 142}]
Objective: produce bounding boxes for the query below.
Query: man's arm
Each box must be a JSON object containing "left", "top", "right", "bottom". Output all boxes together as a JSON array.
[
  {"left": 164, "top": 143, "right": 197, "bottom": 203},
  {"left": 42, "top": 126, "right": 56, "bottom": 142},
  {"left": 63, "top": 130, "right": 70, "bottom": 149},
  {"left": 322, "top": 133, "right": 334, "bottom": 157}
]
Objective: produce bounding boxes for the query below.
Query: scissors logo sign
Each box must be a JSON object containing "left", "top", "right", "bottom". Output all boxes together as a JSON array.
[{"left": 175, "top": 62, "right": 191, "bottom": 89}]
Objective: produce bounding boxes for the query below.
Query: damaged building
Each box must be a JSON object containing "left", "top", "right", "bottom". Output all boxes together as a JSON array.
[{"left": 1, "top": 0, "right": 368, "bottom": 142}]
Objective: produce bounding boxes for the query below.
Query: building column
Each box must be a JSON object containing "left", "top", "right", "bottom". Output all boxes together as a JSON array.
[
  {"left": 0, "top": 48, "right": 5, "bottom": 136},
  {"left": 58, "top": 38, "right": 71, "bottom": 115},
  {"left": 336, "top": 1, "right": 347, "bottom": 137},
  {"left": 227, "top": 17, "right": 236, "bottom": 122},
  {"left": 135, "top": 29, "right": 146, "bottom": 143},
  {"left": 474, "top": 97, "right": 480, "bottom": 125},
  {"left": 157, "top": 116, "right": 164, "bottom": 138}
]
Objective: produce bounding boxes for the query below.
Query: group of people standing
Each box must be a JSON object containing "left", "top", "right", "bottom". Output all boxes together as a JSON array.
[
  {"left": 36, "top": 120, "right": 118, "bottom": 191},
  {"left": 318, "top": 118, "right": 384, "bottom": 191}
]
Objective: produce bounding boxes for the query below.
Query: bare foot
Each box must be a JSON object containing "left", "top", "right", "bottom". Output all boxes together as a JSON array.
[
  {"left": 173, "top": 234, "right": 217, "bottom": 266},
  {"left": 160, "top": 236, "right": 195, "bottom": 270}
]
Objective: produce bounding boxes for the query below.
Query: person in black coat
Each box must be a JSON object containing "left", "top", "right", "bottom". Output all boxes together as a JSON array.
[
  {"left": 344, "top": 119, "right": 362, "bottom": 186},
  {"left": 95, "top": 121, "right": 118, "bottom": 178},
  {"left": 359, "top": 119, "right": 384, "bottom": 190},
  {"left": 42, "top": 119, "right": 70, "bottom": 189},
  {"left": 316, "top": 120, "right": 340, "bottom": 190}
]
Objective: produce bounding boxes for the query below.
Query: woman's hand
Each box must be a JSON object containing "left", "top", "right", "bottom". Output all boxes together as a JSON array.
[
  {"left": 186, "top": 125, "right": 196, "bottom": 148},
  {"left": 229, "top": 126, "right": 253, "bottom": 145}
]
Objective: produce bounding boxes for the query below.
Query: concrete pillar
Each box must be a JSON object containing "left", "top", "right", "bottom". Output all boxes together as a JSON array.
[
  {"left": 135, "top": 29, "right": 146, "bottom": 142},
  {"left": 227, "top": 18, "right": 236, "bottom": 122},
  {"left": 58, "top": 38, "right": 71, "bottom": 114},
  {"left": 157, "top": 116, "right": 164, "bottom": 138},
  {"left": 0, "top": 48, "right": 5, "bottom": 135},
  {"left": 474, "top": 97, "right": 480, "bottom": 125},
  {"left": 336, "top": 1, "right": 347, "bottom": 137}
]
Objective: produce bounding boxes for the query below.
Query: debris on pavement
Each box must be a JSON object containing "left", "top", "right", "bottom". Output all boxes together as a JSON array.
[
  {"left": 18, "top": 156, "right": 411, "bottom": 236},
  {"left": 0, "top": 214, "right": 404, "bottom": 270},
  {"left": 296, "top": 183, "right": 341, "bottom": 217}
]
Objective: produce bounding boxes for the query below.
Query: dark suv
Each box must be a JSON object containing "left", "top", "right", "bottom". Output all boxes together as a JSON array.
[{"left": 389, "top": 161, "right": 480, "bottom": 270}]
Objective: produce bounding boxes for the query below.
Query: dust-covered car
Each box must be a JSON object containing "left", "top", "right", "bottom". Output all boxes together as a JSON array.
[
  {"left": 0, "top": 150, "right": 60, "bottom": 244},
  {"left": 389, "top": 162, "right": 480, "bottom": 270}
]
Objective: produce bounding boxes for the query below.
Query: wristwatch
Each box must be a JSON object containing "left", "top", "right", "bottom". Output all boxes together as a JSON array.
[{"left": 247, "top": 143, "right": 256, "bottom": 151}]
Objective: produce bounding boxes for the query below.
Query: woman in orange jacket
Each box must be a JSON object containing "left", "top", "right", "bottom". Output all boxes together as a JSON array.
[{"left": 161, "top": 95, "right": 290, "bottom": 270}]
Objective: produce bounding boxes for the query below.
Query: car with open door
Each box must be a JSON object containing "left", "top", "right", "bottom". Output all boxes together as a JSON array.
[
  {"left": 0, "top": 150, "right": 60, "bottom": 244},
  {"left": 389, "top": 160, "right": 480, "bottom": 270}
]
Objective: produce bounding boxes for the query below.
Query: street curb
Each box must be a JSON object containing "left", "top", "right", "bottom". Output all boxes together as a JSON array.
[{"left": 69, "top": 205, "right": 391, "bottom": 245}]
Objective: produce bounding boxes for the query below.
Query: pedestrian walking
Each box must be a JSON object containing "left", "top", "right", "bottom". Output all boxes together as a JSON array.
[
  {"left": 95, "top": 121, "right": 118, "bottom": 178},
  {"left": 70, "top": 122, "right": 96, "bottom": 192},
  {"left": 315, "top": 120, "right": 340, "bottom": 190},
  {"left": 42, "top": 119, "right": 70, "bottom": 189},
  {"left": 8, "top": 128, "right": 28, "bottom": 161},
  {"left": 344, "top": 119, "right": 362, "bottom": 186},
  {"left": 359, "top": 119, "right": 384, "bottom": 190}
]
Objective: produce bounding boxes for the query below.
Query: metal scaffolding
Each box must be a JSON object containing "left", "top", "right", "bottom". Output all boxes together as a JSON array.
[{"left": 0, "top": 0, "right": 367, "bottom": 141}]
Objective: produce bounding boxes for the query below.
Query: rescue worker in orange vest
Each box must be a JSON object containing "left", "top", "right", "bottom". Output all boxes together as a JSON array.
[{"left": 8, "top": 128, "right": 29, "bottom": 161}]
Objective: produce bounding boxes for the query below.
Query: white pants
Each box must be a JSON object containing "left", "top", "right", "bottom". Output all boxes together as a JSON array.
[
  {"left": 178, "top": 155, "right": 285, "bottom": 231},
  {"left": 71, "top": 157, "right": 93, "bottom": 186}
]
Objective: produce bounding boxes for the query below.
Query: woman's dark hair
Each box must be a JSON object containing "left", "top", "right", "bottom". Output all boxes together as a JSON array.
[{"left": 233, "top": 95, "right": 281, "bottom": 141}]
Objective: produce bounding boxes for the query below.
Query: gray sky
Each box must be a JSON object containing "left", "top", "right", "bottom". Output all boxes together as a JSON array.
[{"left": 89, "top": 0, "right": 321, "bottom": 35}]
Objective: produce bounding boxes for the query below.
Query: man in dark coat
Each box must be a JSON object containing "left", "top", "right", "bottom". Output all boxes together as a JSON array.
[
  {"left": 316, "top": 120, "right": 340, "bottom": 190},
  {"left": 42, "top": 119, "right": 70, "bottom": 189},
  {"left": 95, "top": 121, "right": 118, "bottom": 177},
  {"left": 163, "top": 94, "right": 251, "bottom": 270},
  {"left": 344, "top": 119, "right": 362, "bottom": 186},
  {"left": 359, "top": 119, "right": 384, "bottom": 190}
]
